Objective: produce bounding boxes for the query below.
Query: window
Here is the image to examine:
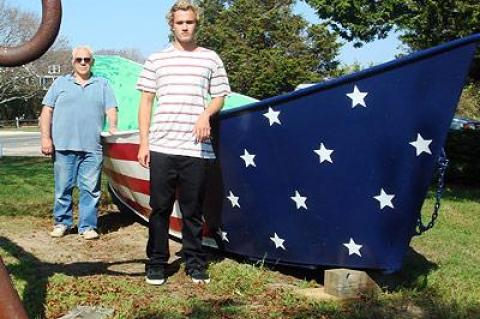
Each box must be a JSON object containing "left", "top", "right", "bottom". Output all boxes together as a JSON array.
[
  {"left": 47, "top": 64, "right": 61, "bottom": 74},
  {"left": 40, "top": 76, "right": 57, "bottom": 90}
]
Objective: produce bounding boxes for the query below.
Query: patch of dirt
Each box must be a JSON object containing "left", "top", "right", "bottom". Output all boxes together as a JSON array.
[
  {"left": 0, "top": 209, "right": 182, "bottom": 275},
  {"left": 0, "top": 209, "right": 313, "bottom": 290}
]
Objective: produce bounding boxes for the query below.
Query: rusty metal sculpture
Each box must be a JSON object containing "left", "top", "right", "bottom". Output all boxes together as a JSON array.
[
  {"left": 0, "top": 0, "right": 62, "bottom": 67},
  {"left": 0, "top": 1, "right": 62, "bottom": 318},
  {"left": 0, "top": 258, "right": 29, "bottom": 319}
]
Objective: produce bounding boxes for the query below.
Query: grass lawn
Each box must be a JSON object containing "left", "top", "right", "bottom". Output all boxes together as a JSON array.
[
  {"left": 0, "top": 126, "right": 40, "bottom": 132},
  {"left": 0, "top": 157, "right": 479, "bottom": 318}
]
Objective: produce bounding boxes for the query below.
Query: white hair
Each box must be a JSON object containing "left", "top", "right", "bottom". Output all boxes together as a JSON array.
[{"left": 71, "top": 45, "right": 94, "bottom": 58}]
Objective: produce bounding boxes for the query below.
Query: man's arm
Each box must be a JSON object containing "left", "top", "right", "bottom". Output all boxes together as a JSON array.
[
  {"left": 106, "top": 107, "right": 118, "bottom": 134},
  {"left": 39, "top": 106, "right": 54, "bottom": 156},
  {"left": 193, "top": 96, "right": 225, "bottom": 143},
  {"left": 137, "top": 91, "right": 155, "bottom": 168}
]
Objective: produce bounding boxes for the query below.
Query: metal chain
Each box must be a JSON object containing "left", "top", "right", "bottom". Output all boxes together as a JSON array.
[{"left": 415, "top": 148, "right": 449, "bottom": 235}]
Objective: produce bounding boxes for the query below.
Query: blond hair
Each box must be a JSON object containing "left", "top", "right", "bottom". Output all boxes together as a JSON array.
[
  {"left": 166, "top": 0, "right": 202, "bottom": 28},
  {"left": 71, "top": 45, "right": 94, "bottom": 59}
]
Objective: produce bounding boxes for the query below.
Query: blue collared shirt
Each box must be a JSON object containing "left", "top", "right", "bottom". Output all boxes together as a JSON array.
[{"left": 42, "top": 74, "right": 117, "bottom": 153}]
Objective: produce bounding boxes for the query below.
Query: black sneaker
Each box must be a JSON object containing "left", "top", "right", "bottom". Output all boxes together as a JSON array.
[
  {"left": 145, "top": 267, "right": 166, "bottom": 286},
  {"left": 187, "top": 268, "right": 210, "bottom": 284}
]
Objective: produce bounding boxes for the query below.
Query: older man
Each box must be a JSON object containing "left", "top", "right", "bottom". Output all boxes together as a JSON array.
[{"left": 40, "top": 46, "right": 117, "bottom": 240}]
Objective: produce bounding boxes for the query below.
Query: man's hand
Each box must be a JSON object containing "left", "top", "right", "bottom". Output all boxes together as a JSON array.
[
  {"left": 193, "top": 112, "right": 211, "bottom": 143},
  {"left": 39, "top": 106, "right": 54, "bottom": 156},
  {"left": 41, "top": 137, "right": 54, "bottom": 156},
  {"left": 137, "top": 144, "right": 150, "bottom": 168},
  {"left": 138, "top": 91, "right": 154, "bottom": 167}
]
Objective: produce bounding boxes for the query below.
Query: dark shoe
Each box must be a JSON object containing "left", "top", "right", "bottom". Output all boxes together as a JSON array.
[
  {"left": 187, "top": 267, "right": 210, "bottom": 284},
  {"left": 145, "top": 267, "right": 166, "bottom": 286}
]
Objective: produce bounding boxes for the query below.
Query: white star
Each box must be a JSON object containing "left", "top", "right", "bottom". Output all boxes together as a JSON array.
[
  {"left": 263, "top": 107, "right": 281, "bottom": 126},
  {"left": 314, "top": 143, "right": 334, "bottom": 163},
  {"left": 270, "top": 232, "right": 286, "bottom": 250},
  {"left": 343, "top": 238, "right": 362, "bottom": 257},
  {"left": 240, "top": 149, "right": 256, "bottom": 167},
  {"left": 409, "top": 133, "right": 432, "bottom": 156},
  {"left": 374, "top": 188, "right": 395, "bottom": 209},
  {"left": 346, "top": 85, "right": 368, "bottom": 108},
  {"left": 217, "top": 229, "right": 229, "bottom": 242},
  {"left": 290, "top": 191, "right": 308, "bottom": 210},
  {"left": 226, "top": 191, "right": 240, "bottom": 208}
]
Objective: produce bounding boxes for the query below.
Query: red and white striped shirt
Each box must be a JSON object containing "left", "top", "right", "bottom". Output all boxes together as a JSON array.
[{"left": 137, "top": 45, "right": 231, "bottom": 159}]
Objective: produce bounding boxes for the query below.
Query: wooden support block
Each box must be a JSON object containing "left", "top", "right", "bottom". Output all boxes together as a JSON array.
[{"left": 324, "top": 268, "right": 380, "bottom": 299}]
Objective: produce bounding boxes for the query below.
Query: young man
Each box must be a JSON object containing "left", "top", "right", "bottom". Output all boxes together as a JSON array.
[
  {"left": 40, "top": 46, "right": 118, "bottom": 240},
  {"left": 137, "top": 0, "right": 231, "bottom": 285}
]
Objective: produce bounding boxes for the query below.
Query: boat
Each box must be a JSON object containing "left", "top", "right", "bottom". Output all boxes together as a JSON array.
[{"left": 97, "top": 34, "right": 480, "bottom": 272}]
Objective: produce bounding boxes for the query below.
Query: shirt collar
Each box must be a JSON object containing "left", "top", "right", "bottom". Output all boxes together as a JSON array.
[{"left": 67, "top": 73, "right": 98, "bottom": 85}]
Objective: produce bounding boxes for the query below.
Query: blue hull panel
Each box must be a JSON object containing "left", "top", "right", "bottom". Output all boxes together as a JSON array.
[{"left": 210, "top": 34, "right": 480, "bottom": 272}]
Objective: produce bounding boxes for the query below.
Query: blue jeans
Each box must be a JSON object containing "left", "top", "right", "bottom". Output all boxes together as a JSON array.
[{"left": 53, "top": 150, "right": 103, "bottom": 233}]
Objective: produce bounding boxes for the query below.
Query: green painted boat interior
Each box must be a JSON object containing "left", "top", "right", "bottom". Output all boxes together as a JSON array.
[{"left": 93, "top": 55, "right": 258, "bottom": 132}]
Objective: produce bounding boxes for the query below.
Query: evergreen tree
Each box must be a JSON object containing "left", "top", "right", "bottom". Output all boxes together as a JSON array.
[
  {"left": 196, "top": 0, "right": 341, "bottom": 99},
  {"left": 305, "top": 0, "right": 480, "bottom": 79}
]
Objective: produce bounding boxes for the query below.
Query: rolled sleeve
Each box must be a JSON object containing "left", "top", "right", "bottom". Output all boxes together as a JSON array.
[
  {"left": 42, "top": 78, "right": 59, "bottom": 107},
  {"left": 210, "top": 57, "right": 231, "bottom": 97},
  {"left": 136, "top": 56, "right": 157, "bottom": 93}
]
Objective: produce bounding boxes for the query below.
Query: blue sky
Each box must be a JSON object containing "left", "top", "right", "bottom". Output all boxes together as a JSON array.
[{"left": 9, "top": 0, "right": 401, "bottom": 66}]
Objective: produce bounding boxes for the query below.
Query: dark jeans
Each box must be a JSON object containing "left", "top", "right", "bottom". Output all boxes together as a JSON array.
[{"left": 147, "top": 151, "right": 211, "bottom": 271}]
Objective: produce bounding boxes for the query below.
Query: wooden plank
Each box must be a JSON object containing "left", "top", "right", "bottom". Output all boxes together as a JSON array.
[{"left": 324, "top": 268, "right": 380, "bottom": 299}]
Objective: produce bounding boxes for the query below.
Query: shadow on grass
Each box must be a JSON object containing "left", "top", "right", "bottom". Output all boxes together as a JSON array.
[
  {"left": 2, "top": 235, "right": 479, "bottom": 319},
  {"left": 207, "top": 243, "right": 436, "bottom": 288},
  {"left": 97, "top": 208, "right": 140, "bottom": 235},
  {"left": 0, "top": 209, "right": 185, "bottom": 318},
  {"left": 225, "top": 247, "right": 480, "bottom": 319},
  {"left": 0, "top": 236, "right": 150, "bottom": 318}
]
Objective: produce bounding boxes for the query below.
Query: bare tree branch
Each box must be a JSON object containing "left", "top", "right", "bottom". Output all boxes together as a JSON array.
[{"left": 0, "top": 0, "right": 71, "bottom": 120}]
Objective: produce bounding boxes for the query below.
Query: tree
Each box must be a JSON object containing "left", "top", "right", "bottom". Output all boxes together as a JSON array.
[
  {"left": 0, "top": 0, "right": 41, "bottom": 112},
  {"left": 304, "top": 0, "right": 480, "bottom": 49},
  {"left": 304, "top": 0, "right": 480, "bottom": 78},
  {"left": 0, "top": 0, "right": 70, "bottom": 121},
  {"left": 195, "top": 0, "right": 341, "bottom": 99}
]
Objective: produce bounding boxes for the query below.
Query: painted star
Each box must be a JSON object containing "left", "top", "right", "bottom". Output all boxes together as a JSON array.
[
  {"left": 343, "top": 238, "right": 363, "bottom": 257},
  {"left": 270, "top": 232, "right": 286, "bottom": 250},
  {"left": 409, "top": 133, "right": 432, "bottom": 156},
  {"left": 291, "top": 191, "right": 308, "bottom": 210},
  {"left": 346, "top": 85, "right": 368, "bottom": 108},
  {"left": 217, "top": 229, "right": 229, "bottom": 242},
  {"left": 226, "top": 191, "right": 240, "bottom": 208},
  {"left": 314, "top": 143, "right": 334, "bottom": 163},
  {"left": 374, "top": 188, "right": 395, "bottom": 209},
  {"left": 263, "top": 107, "right": 281, "bottom": 126},
  {"left": 240, "top": 149, "right": 256, "bottom": 167}
]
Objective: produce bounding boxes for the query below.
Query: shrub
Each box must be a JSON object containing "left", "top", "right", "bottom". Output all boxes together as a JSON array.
[
  {"left": 444, "top": 130, "right": 480, "bottom": 186},
  {"left": 457, "top": 83, "right": 480, "bottom": 120}
]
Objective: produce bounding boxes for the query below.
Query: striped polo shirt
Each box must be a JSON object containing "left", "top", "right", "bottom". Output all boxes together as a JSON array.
[{"left": 136, "top": 45, "right": 231, "bottom": 159}]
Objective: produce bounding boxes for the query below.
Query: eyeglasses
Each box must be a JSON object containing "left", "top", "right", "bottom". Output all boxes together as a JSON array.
[{"left": 74, "top": 57, "right": 92, "bottom": 64}]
